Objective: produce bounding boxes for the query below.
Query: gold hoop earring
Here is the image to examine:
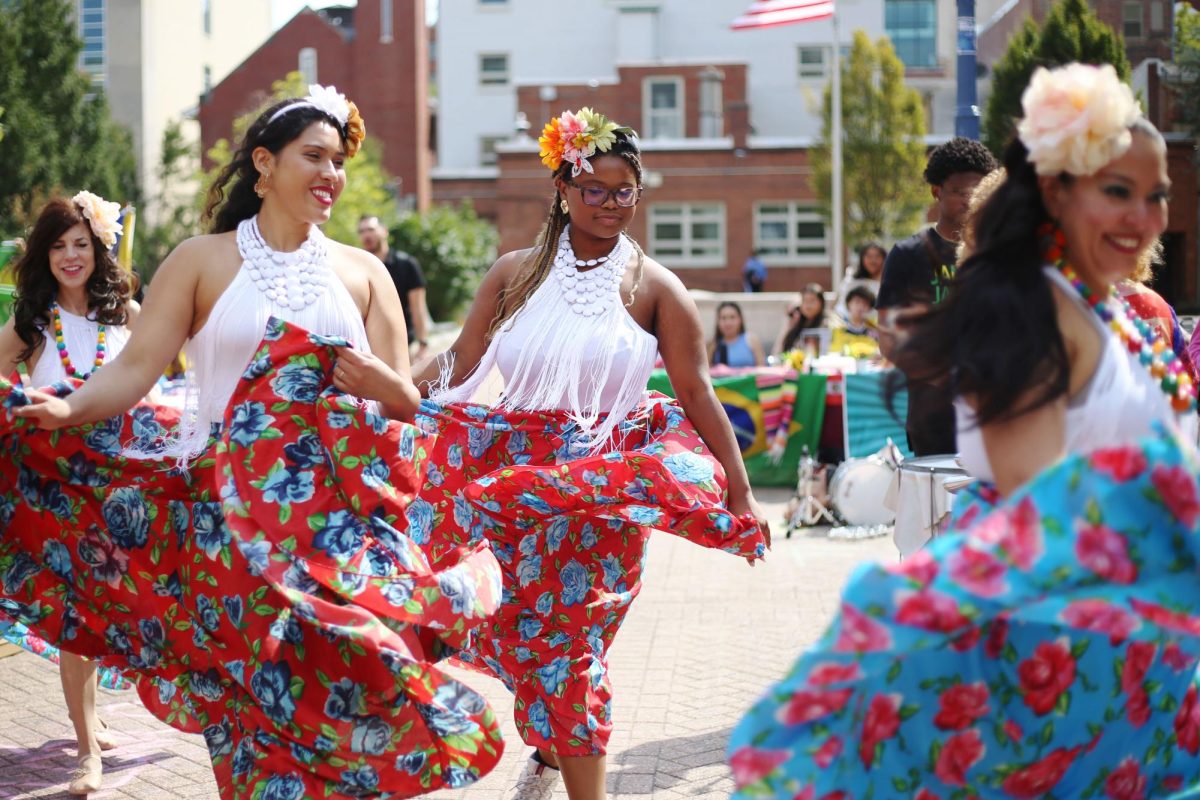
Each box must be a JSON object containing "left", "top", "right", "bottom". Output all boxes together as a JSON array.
[
  {"left": 559, "top": 198, "right": 569, "bottom": 214},
  {"left": 254, "top": 172, "right": 270, "bottom": 199}
]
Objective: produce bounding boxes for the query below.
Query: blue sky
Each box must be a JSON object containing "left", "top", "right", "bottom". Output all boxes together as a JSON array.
[{"left": 270, "top": 1, "right": 438, "bottom": 29}]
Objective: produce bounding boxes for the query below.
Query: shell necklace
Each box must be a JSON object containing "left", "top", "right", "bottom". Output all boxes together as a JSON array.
[
  {"left": 237, "top": 216, "right": 331, "bottom": 312},
  {"left": 552, "top": 227, "right": 630, "bottom": 317}
]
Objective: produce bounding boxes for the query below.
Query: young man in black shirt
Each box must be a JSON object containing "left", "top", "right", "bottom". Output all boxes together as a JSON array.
[
  {"left": 877, "top": 137, "right": 998, "bottom": 456},
  {"left": 357, "top": 214, "right": 431, "bottom": 361}
]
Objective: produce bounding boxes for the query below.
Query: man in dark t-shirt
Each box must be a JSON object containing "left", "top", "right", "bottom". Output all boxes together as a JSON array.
[
  {"left": 357, "top": 214, "right": 431, "bottom": 360},
  {"left": 877, "top": 138, "right": 998, "bottom": 456}
]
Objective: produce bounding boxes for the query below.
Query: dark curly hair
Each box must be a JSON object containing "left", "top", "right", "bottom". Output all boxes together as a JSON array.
[
  {"left": 12, "top": 198, "right": 131, "bottom": 363},
  {"left": 923, "top": 137, "right": 999, "bottom": 186},
  {"left": 203, "top": 99, "right": 350, "bottom": 234},
  {"left": 489, "top": 128, "right": 645, "bottom": 337}
]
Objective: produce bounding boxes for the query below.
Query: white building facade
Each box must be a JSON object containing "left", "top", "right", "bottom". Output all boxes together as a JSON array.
[
  {"left": 75, "top": 0, "right": 272, "bottom": 214},
  {"left": 436, "top": 0, "right": 958, "bottom": 176}
]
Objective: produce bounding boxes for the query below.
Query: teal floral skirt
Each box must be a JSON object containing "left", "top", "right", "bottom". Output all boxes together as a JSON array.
[{"left": 729, "top": 432, "right": 1200, "bottom": 798}]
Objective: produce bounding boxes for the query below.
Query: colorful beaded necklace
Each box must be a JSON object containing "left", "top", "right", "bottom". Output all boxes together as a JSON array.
[
  {"left": 1054, "top": 262, "right": 1196, "bottom": 413},
  {"left": 52, "top": 302, "right": 106, "bottom": 379}
]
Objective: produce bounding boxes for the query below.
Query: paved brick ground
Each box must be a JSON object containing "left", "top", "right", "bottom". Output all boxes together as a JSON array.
[{"left": 0, "top": 487, "right": 896, "bottom": 799}]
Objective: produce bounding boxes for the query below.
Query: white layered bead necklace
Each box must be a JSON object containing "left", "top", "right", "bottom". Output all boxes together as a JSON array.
[
  {"left": 552, "top": 227, "right": 630, "bottom": 317},
  {"left": 237, "top": 216, "right": 331, "bottom": 312}
]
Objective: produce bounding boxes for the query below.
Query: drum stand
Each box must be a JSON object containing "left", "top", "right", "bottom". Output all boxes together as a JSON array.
[{"left": 785, "top": 447, "right": 838, "bottom": 536}]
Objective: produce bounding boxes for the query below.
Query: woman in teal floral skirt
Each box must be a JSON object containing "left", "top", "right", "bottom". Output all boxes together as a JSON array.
[{"left": 729, "top": 64, "right": 1200, "bottom": 799}]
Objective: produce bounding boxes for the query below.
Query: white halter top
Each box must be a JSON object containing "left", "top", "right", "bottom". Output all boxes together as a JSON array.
[
  {"left": 157, "top": 217, "right": 370, "bottom": 460},
  {"left": 432, "top": 227, "right": 659, "bottom": 451},
  {"left": 956, "top": 267, "right": 1197, "bottom": 483},
  {"left": 29, "top": 307, "right": 131, "bottom": 387}
]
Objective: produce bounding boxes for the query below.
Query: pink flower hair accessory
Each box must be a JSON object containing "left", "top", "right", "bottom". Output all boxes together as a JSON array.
[{"left": 1017, "top": 63, "right": 1141, "bottom": 178}]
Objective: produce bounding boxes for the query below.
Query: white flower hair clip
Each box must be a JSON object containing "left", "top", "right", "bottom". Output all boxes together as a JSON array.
[
  {"left": 71, "top": 190, "right": 122, "bottom": 249},
  {"left": 268, "top": 84, "right": 351, "bottom": 128},
  {"left": 1017, "top": 63, "right": 1142, "bottom": 178}
]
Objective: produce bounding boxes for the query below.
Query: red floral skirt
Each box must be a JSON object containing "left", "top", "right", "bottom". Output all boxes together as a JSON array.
[
  {"left": 0, "top": 320, "right": 504, "bottom": 798},
  {"left": 415, "top": 395, "right": 765, "bottom": 755}
]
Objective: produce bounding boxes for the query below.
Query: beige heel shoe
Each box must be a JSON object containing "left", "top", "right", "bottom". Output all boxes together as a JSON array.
[
  {"left": 68, "top": 754, "right": 102, "bottom": 796},
  {"left": 96, "top": 719, "right": 118, "bottom": 751}
]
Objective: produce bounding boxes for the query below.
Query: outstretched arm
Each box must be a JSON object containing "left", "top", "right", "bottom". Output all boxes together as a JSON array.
[{"left": 652, "top": 266, "right": 770, "bottom": 550}]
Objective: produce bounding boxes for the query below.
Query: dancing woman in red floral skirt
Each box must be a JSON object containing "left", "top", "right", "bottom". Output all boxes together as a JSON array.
[
  {"left": 386, "top": 109, "right": 771, "bottom": 800},
  {"left": 0, "top": 85, "right": 504, "bottom": 798}
]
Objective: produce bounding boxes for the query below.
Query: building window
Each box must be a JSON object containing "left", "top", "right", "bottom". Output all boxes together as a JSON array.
[
  {"left": 754, "top": 203, "right": 828, "bottom": 265},
  {"left": 479, "top": 0, "right": 509, "bottom": 4},
  {"left": 480, "top": 135, "right": 505, "bottom": 167},
  {"left": 699, "top": 68, "right": 724, "bottom": 138},
  {"left": 798, "top": 46, "right": 827, "bottom": 79},
  {"left": 78, "top": 0, "right": 105, "bottom": 87},
  {"left": 380, "top": 0, "right": 393, "bottom": 43},
  {"left": 1150, "top": 1, "right": 1165, "bottom": 32},
  {"left": 1122, "top": 2, "right": 1143, "bottom": 38},
  {"left": 298, "top": 47, "right": 318, "bottom": 85},
  {"left": 202, "top": 0, "right": 211, "bottom": 35},
  {"left": 643, "top": 77, "right": 684, "bottom": 139},
  {"left": 649, "top": 204, "right": 725, "bottom": 267},
  {"left": 885, "top": 0, "right": 938, "bottom": 69},
  {"left": 203, "top": 65, "right": 212, "bottom": 94},
  {"left": 479, "top": 53, "right": 509, "bottom": 86}
]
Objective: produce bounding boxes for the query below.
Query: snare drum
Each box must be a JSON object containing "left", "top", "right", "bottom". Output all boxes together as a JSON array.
[
  {"left": 828, "top": 456, "right": 896, "bottom": 527},
  {"left": 892, "top": 454, "right": 970, "bottom": 558}
]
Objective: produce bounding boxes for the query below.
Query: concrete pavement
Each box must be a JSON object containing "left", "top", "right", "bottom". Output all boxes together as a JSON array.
[{"left": 0, "top": 487, "right": 896, "bottom": 800}]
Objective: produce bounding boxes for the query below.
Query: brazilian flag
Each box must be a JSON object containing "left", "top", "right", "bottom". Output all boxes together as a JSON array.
[{"left": 646, "top": 370, "right": 827, "bottom": 486}]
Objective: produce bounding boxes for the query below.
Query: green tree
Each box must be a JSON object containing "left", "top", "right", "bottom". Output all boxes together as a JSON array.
[
  {"left": 135, "top": 120, "right": 202, "bottom": 279},
  {"left": 810, "top": 29, "right": 929, "bottom": 248},
  {"left": 983, "top": 0, "right": 1131, "bottom": 156},
  {"left": 1170, "top": 2, "right": 1200, "bottom": 144},
  {"left": 202, "top": 71, "right": 398, "bottom": 244},
  {"left": 390, "top": 203, "right": 498, "bottom": 322},
  {"left": 0, "top": 0, "right": 137, "bottom": 230}
]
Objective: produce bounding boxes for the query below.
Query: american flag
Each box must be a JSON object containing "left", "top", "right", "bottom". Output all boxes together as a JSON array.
[{"left": 730, "top": 0, "right": 834, "bottom": 30}]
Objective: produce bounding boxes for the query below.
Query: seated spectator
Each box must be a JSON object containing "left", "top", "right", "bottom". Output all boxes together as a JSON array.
[
  {"left": 830, "top": 286, "right": 880, "bottom": 358},
  {"left": 773, "top": 283, "right": 836, "bottom": 356},
  {"left": 709, "top": 301, "right": 765, "bottom": 368},
  {"left": 834, "top": 241, "right": 886, "bottom": 318}
]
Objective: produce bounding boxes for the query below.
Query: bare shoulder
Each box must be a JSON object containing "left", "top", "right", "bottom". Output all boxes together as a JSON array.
[
  {"left": 637, "top": 254, "right": 688, "bottom": 300},
  {"left": 125, "top": 298, "right": 141, "bottom": 323},
  {"left": 490, "top": 247, "right": 536, "bottom": 281},
  {"left": 329, "top": 238, "right": 388, "bottom": 276},
  {"left": 155, "top": 232, "right": 238, "bottom": 281}
]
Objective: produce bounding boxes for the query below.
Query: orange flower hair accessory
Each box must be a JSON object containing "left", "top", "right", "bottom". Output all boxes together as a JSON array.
[
  {"left": 538, "top": 107, "right": 634, "bottom": 176},
  {"left": 343, "top": 100, "right": 366, "bottom": 158}
]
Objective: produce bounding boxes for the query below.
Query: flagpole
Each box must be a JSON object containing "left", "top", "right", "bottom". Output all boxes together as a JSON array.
[{"left": 830, "top": 8, "right": 844, "bottom": 291}]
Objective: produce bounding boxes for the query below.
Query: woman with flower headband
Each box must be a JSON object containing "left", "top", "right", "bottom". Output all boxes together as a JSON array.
[
  {"left": 728, "top": 63, "right": 1200, "bottom": 798},
  {"left": 0, "top": 191, "right": 140, "bottom": 794},
  {"left": 0, "top": 85, "right": 504, "bottom": 798},
  {"left": 383, "top": 107, "right": 769, "bottom": 800}
]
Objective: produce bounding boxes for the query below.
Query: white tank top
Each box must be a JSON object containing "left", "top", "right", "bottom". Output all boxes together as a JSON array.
[
  {"left": 433, "top": 228, "right": 659, "bottom": 451},
  {"left": 161, "top": 219, "right": 371, "bottom": 459},
  {"left": 956, "top": 267, "right": 1197, "bottom": 483},
  {"left": 29, "top": 307, "right": 131, "bottom": 387}
]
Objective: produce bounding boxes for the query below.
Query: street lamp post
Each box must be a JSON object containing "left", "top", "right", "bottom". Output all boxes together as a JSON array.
[{"left": 956, "top": 0, "right": 981, "bottom": 140}]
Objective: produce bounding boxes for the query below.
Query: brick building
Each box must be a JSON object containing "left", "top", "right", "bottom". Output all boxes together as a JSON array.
[
  {"left": 434, "top": 0, "right": 965, "bottom": 294},
  {"left": 197, "top": 0, "right": 431, "bottom": 210}
]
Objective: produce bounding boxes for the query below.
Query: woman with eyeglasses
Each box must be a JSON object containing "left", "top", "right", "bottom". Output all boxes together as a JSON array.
[
  {"left": 398, "top": 109, "right": 769, "bottom": 800},
  {"left": 772, "top": 283, "right": 834, "bottom": 356}
]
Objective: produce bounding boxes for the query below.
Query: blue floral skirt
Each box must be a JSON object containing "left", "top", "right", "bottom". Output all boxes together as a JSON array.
[{"left": 729, "top": 432, "right": 1200, "bottom": 798}]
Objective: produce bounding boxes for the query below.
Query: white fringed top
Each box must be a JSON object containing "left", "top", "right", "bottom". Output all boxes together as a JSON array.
[
  {"left": 29, "top": 307, "right": 131, "bottom": 387},
  {"left": 150, "top": 217, "right": 371, "bottom": 460},
  {"left": 432, "top": 227, "right": 659, "bottom": 451},
  {"left": 956, "top": 267, "right": 1198, "bottom": 482}
]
